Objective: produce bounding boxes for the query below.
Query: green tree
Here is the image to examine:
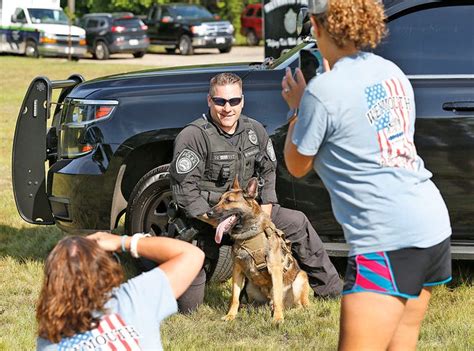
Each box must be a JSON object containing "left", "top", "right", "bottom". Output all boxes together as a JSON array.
[{"left": 61, "top": 0, "right": 252, "bottom": 34}]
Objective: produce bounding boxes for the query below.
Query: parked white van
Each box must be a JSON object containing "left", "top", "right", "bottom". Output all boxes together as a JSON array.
[{"left": 0, "top": 0, "right": 86, "bottom": 58}]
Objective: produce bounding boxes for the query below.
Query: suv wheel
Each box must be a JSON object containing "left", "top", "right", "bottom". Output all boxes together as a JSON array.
[
  {"left": 94, "top": 41, "right": 110, "bottom": 60},
  {"left": 178, "top": 35, "right": 193, "bottom": 55},
  {"left": 25, "top": 40, "right": 39, "bottom": 58},
  {"left": 218, "top": 45, "right": 232, "bottom": 54},
  {"left": 246, "top": 30, "right": 259, "bottom": 46},
  {"left": 133, "top": 51, "right": 145, "bottom": 58},
  {"left": 125, "top": 164, "right": 232, "bottom": 282}
]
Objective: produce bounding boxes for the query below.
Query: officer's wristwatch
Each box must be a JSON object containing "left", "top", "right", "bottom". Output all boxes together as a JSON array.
[{"left": 286, "top": 108, "right": 298, "bottom": 123}]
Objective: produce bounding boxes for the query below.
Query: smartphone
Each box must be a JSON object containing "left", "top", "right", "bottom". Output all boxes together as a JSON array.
[{"left": 298, "top": 48, "right": 324, "bottom": 83}]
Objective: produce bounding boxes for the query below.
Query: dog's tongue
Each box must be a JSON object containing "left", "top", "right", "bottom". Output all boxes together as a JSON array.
[{"left": 215, "top": 215, "right": 236, "bottom": 244}]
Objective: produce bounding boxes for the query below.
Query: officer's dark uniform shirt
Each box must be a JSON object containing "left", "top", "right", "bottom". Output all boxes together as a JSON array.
[{"left": 170, "top": 113, "right": 278, "bottom": 218}]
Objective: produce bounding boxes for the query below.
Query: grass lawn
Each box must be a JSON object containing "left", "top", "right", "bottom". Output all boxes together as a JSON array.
[{"left": 0, "top": 56, "right": 473, "bottom": 350}]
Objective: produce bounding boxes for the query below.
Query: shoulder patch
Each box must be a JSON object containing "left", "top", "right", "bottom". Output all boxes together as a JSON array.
[
  {"left": 248, "top": 129, "right": 258, "bottom": 145},
  {"left": 176, "top": 149, "right": 200, "bottom": 174},
  {"left": 266, "top": 139, "right": 276, "bottom": 162}
]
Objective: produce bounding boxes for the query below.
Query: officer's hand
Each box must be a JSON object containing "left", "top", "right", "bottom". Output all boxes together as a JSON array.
[
  {"left": 87, "top": 231, "right": 122, "bottom": 252},
  {"left": 282, "top": 67, "right": 306, "bottom": 109}
]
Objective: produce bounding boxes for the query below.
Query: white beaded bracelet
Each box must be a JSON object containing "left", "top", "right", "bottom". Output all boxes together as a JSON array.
[{"left": 130, "top": 233, "right": 151, "bottom": 258}]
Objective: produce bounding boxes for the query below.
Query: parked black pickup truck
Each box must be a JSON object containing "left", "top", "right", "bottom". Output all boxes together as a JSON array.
[
  {"left": 143, "top": 3, "right": 234, "bottom": 55},
  {"left": 12, "top": 0, "right": 474, "bottom": 281}
]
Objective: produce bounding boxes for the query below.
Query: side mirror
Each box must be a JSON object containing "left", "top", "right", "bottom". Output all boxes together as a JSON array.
[
  {"left": 11, "top": 14, "right": 17, "bottom": 23},
  {"left": 297, "top": 7, "right": 312, "bottom": 37}
]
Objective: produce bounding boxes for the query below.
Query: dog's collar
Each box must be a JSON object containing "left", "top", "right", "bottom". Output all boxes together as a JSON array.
[{"left": 231, "top": 222, "right": 261, "bottom": 241}]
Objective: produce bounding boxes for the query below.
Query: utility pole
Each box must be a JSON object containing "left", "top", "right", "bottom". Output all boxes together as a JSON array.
[
  {"left": 68, "top": 0, "right": 75, "bottom": 14},
  {"left": 67, "top": 0, "right": 75, "bottom": 61}
]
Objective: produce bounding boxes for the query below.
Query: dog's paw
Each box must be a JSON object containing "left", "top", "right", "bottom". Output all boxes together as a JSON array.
[
  {"left": 272, "top": 315, "right": 284, "bottom": 326},
  {"left": 221, "top": 314, "right": 236, "bottom": 322}
]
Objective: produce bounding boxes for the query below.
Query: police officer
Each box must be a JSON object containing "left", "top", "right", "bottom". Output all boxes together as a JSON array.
[{"left": 170, "top": 72, "right": 342, "bottom": 312}]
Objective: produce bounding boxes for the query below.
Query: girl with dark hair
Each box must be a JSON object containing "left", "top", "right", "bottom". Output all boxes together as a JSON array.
[
  {"left": 36, "top": 232, "right": 204, "bottom": 350},
  {"left": 282, "top": 0, "right": 451, "bottom": 350}
]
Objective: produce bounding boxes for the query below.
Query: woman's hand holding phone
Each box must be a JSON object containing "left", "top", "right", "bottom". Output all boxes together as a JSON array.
[{"left": 281, "top": 67, "right": 306, "bottom": 109}]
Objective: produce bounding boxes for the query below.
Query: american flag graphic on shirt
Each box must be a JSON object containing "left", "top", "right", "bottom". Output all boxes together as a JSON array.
[
  {"left": 58, "top": 313, "right": 141, "bottom": 351},
  {"left": 365, "top": 78, "right": 417, "bottom": 170}
]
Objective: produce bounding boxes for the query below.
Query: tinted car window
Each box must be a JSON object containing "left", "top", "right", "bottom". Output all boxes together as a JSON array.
[
  {"left": 171, "top": 5, "right": 213, "bottom": 20},
  {"left": 113, "top": 18, "right": 144, "bottom": 28},
  {"left": 246, "top": 8, "right": 255, "bottom": 17},
  {"left": 149, "top": 6, "right": 158, "bottom": 21},
  {"left": 256, "top": 8, "right": 262, "bottom": 17},
  {"left": 161, "top": 7, "right": 171, "bottom": 18},
  {"left": 86, "top": 19, "right": 99, "bottom": 28},
  {"left": 375, "top": 5, "right": 474, "bottom": 74}
]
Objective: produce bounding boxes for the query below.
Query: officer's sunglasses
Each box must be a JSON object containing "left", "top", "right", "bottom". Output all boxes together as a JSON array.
[{"left": 211, "top": 96, "right": 243, "bottom": 107}]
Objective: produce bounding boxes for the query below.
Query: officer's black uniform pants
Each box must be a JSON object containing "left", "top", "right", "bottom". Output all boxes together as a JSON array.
[
  {"left": 270, "top": 204, "right": 343, "bottom": 297},
  {"left": 178, "top": 204, "right": 343, "bottom": 313}
]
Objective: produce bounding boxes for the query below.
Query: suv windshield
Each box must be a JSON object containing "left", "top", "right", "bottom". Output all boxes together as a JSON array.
[
  {"left": 171, "top": 5, "right": 213, "bottom": 20},
  {"left": 28, "top": 8, "right": 69, "bottom": 25}
]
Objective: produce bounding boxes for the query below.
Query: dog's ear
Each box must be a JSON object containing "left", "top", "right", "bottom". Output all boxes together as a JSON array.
[
  {"left": 245, "top": 178, "right": 258, "bottom": 199},
  {"left": 231, "top": 175, "right": 240, "bottom": 190}
]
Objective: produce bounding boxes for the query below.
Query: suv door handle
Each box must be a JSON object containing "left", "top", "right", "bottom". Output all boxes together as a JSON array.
[{"left": 442, "top": 101, "right": 474, "bottom": 112}]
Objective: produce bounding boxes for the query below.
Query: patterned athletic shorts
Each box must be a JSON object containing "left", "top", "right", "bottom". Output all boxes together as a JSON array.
[{"left": 343, "top": 237, "right": 452, "bottom": 299}]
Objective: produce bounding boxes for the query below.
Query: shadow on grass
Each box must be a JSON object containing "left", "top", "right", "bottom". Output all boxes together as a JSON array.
[
  {"left": 0, "top": 223, "right": 140, "bottom": 274},
  {"left": 0, "top": 224, "right": 65, "bottom": 262}
]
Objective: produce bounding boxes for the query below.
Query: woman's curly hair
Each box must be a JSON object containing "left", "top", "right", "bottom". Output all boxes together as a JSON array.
[
  {"left": 314, "top": 0, "right": 387, "bottom": 49},
  {"left": 36, "top": 236, "right": 124, "bottom": 343}
]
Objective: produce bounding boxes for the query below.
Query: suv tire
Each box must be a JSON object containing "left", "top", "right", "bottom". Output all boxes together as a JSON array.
[
  {"left": 133, "top": 51, "right": 145, "bottom": 58},
  {"left": 178, "top": 35, "right": 194, "bottom": 55},
  {"left": 246, "top": 30, "right": 259, "bottom": 46},
  {"left": 94, "top": 41, "right": 110, "bottom": 60},
  {"left": 218, "top": 46, "right": 232, "bottom": 54},
  {"left": 25, "top": 40, "right": 39, "bottom": 58},
  {"left": 125, "top": 164, "right": 232, "bottom": 282}
]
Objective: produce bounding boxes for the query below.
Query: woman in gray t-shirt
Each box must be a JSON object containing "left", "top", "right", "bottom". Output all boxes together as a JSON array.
[{"left": 282, "top": 0, "right": 451, "bottom": 350}]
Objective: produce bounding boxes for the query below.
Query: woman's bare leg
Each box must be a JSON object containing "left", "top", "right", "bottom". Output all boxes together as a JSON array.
[
  {"left": 338, "top": 292, "right": 406, "bottom": 351},
  {"left": 387, "top": 287, "right": 432, "bottom": 351}
]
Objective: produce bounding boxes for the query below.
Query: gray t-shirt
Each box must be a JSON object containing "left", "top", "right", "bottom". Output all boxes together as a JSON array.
[
  {"left": 292, "top": 51, "right": 451, "bottom": 256},
  {"left": 37, "top": 267, "right": 178, "bottom": 351}
]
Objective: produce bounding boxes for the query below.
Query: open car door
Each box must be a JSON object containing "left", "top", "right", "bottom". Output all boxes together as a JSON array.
[{"left": 12, "top": 75, "right": 83, "bottom": 224}]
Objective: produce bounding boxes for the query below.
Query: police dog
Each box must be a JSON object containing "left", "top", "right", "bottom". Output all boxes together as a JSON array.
[{"left": 207, "top": 177, "right": 309, "bottom": 323}]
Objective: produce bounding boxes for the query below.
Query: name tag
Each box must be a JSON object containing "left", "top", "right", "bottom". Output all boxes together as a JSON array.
[{"left": 212, "top": 153, "right": 237, "bottom": 161}]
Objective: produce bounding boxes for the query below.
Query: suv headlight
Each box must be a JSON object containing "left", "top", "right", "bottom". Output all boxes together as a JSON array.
[
  {"left": 191, "top": 24, "right": 208, "bottom": 36},
  {"left": 59, "top": 99, "right": 117, "bottom": 158},
  {"left": 40, "top": 32, "right": 57, "bottom": 44},
  {"left": 226, "top": 24, "right": 235, "bottom": 34}
]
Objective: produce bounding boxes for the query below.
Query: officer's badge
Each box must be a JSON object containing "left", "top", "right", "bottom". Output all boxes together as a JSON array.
[
  {"left": 176, "top": 149, "right": 200, "bottom": 174},
  {"left": 266, "top": 139, "right": 277, "bottom": 162},
  {"left": 248, "top": 130, "right": 258, "bottom": 145}
]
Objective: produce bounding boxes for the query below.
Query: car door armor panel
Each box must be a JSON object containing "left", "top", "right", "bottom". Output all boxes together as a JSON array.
[{"left": 12, "top": 75, "right": 84, "bottom": 224}]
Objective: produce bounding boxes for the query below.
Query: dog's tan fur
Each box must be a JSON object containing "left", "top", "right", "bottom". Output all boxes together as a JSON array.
[{"left": 207, "top": 177, "right": 310, "bottom": 323}]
